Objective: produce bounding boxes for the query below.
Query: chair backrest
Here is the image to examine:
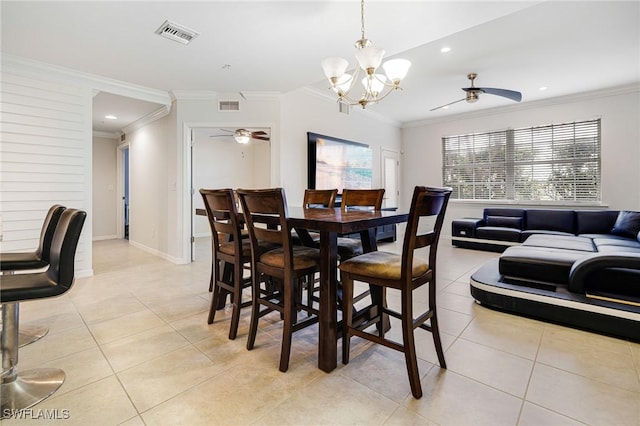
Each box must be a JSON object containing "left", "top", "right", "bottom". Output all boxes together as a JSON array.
[
  {"left": 401, "top": 187, "right": 452, "bottom": 280},
  {"left": 236, "top": 188, "right": 292, "bottom": 267},
  {"left": 199, "top": 188, "right": 244, "bottom": 256},
  {"left": 303, "top": 189, "right": 337, "bottom": 209},
  {"left": 37, "top": 204, "right": 66, "bottom": 262},
  {"left": 341, "top": 189, "right": 385, "bottom": 212},
  {"left": 46, "top": 208, "right": 87, "bottom": 290}
]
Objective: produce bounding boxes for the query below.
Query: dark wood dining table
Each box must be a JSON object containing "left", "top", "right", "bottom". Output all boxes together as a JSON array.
[
  {"left": 286, "top": 207, "right": 409, "bottom": 372},
  {"left": 196, "top": 205, "right": 409, "bottom": 372}
]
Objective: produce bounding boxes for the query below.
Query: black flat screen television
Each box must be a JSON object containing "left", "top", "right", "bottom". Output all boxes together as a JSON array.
[{"left": 307, "top": 132, "right": 373, "bottom": 192}]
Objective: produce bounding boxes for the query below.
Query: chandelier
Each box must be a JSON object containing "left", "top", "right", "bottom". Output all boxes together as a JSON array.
[{"left": 321, "top": 0, "right": 411, "bottom": 109}]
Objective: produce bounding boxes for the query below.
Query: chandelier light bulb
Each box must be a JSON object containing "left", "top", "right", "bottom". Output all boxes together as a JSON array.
[
  {"left": 321, "top": 57, "right": 349, "bottom": 80},
  {"left": 355, "top": 46, "right": 385, "bottom": 71},
  {"left": 383, "top": 59, "right": 411, "bottom": 83}
]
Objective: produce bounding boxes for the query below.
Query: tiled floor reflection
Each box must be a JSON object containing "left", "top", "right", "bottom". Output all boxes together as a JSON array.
[{"left": 5, "top": 237, "right": 640, "bottom": 425}]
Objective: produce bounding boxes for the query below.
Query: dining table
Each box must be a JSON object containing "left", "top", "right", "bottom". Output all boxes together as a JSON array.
[
  {"left": 196, "top": 205, "right": 409, "bottom": 373},
  {"left": 286, "top": 206, "right": 409, "bottom": 372}
]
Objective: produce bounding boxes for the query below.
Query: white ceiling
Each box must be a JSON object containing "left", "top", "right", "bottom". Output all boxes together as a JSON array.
[{"left": 2, "top": 1, "right": 639, "bottom": 131}]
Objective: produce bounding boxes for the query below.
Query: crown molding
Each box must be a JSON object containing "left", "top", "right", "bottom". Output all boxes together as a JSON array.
[
  {"left": 239, "top": 91, "right": 281, "bottom": 101},
  {"left": 1, "top": 53, "right": 172, "bottom": 108},
  {"left": 403, "top": 83, "right": 640, "bottom": 128},
  {"left": 169, "top": 90, "right": 218, "bottom": 101},
  {"left": 122, "top": 105, "right": 171, "bottom": 135}
]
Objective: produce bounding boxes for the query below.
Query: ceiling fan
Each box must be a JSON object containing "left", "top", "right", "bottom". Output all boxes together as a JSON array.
[
  {"left": 430, "top": 73, "right": 522, "bottom": 111},
  {"left": 210, "top": 128, "right": 270, "bottom": 144}
]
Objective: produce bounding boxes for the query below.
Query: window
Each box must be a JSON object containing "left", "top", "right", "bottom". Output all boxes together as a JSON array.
[{"left": 442, "top": 119, "right": 601, "bottom": 202}]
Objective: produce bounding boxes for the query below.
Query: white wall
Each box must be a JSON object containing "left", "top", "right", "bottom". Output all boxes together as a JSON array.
[
  {"left": 280, "top": 88, "right": 403, "bottom": 207},
  {"left": 192, "top": 133, "right": 270, "bottom": 237},
  {"left": 124, "top": 108, "right": 174, "bottom": 260},
  {"left": 0, "top": 57, "right": 94, "bottom": 276},
  {"left": 402, "top": 86, "right": 640, "bottom": 236},
  {"left": 92, "top": 135, "right": 118, "bottom": 239}
]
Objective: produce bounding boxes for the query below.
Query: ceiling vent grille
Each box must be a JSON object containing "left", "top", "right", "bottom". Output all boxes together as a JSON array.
[
  {"left": 155, "top": 20, "right": 199, "bottom": 45},
  {"left": 218, "top": 100, "right": 240, "bottom": 112},
  {"left": 339, "top": 102, "right": 350, "bottom": 115}
]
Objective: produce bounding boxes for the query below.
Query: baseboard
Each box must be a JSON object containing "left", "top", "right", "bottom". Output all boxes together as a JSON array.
[
  {"left": 127, "top": 240, "right": 188, "bottom": 265},
  {"left": 92, "top": 235, "right": 117, "bottom": 241}
]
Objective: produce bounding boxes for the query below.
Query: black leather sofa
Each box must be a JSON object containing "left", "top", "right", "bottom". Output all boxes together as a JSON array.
[{"left": 458, "top": 208, "right": 640, "bottom": 341}]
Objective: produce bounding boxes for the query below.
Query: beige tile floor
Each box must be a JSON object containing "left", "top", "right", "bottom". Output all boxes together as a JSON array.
[{"left": 4, "top": 237, "right": 640, "bottom": 425}]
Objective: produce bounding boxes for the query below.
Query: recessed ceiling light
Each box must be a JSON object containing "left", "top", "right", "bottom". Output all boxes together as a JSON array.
[
  {"left": 105, "top": 115, "right": 118, "bottom": 120},
  {"left": 539, "top": 86, "right": 548, "bottom": 91},
  {"left": 440, "top": 46, "right": 451, "bottom": 53}
]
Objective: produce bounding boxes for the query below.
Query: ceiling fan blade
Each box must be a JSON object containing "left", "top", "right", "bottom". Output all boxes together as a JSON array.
[
  {"left": 251, "top": 130, "right": 267, "bottom": 136},
  {"left": 478, "top": 87, "right": 522, "bottom": 102},
  {"left": 252, "top": 135, "right": 270, "bottom": 141},
  {"left": 430, "top": 98, "right": 466, "bottom": 111}
]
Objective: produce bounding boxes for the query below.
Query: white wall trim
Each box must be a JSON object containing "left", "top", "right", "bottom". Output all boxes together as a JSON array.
[
  {"left": 76, "top": 268, "right": 94, "bottom": 278},
  {"left": 128, "top": 239, "right": 188, "bottom": 264},
  {"left": 2, "top": 53, "right": 172, "bottom": 108},
  {"left": 92, "top": 235, "right": 118, "bottom": 241},
  {"left": 122, "top": 105, "right": 171, "bottom": 134},
  {"left": 403, "top": 83, "right": 640, "bottom": 128},
  {"left": 240, "top": 91, "right": 282, "bottom": 101},
  {"left": 170, "top": 90, "right": 218, "bottom": 101}
]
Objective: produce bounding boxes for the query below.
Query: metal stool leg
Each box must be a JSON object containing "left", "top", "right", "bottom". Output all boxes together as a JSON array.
[
  {"left": 1, "top": 303, "right": 65, "bottom": 418},
  {"left": 0, "top": 275, "right": 50, "bottom": 347}
]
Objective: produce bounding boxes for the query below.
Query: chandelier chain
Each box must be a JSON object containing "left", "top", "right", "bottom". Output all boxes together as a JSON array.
[{"left": 360, "top": 0, "right": 366, "bottom": 40}]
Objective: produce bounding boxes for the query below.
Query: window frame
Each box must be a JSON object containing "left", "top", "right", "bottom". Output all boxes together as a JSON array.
[{"left": 442, "top": 119, "right": 602, "bottom": 204}]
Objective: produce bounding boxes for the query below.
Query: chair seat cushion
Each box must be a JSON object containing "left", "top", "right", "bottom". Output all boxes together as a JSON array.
[
  {"left": 339, "top": 251, "right": 428, "bottom": 280},
  {"left": 336, "top": 237, "right": 364, "bottom": 260},
  {"left": 0, "top": 252, "right": 47, "bottom": 272},
  {"left": 0, "top": 271, "right": 61, "bottom": 303},
  {"left": 260, "top": 246, "right": 320, "bottom": 270},
  {"left": 219, "top": 241, "right": 252, "bottom": 257}
]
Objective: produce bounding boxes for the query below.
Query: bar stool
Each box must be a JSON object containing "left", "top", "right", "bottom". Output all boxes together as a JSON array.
[
  {"left": 1, "top": 209, "right": 86, "bottom": 415},
  {"left": 0, "top": 204, "right": 66, "bottom": 346},
  {"left": 339, "top": 186, "right": 451, "bottom": 398},
  {"left": 237, "top": 188, "right": 320, "bottom": 372},
  {"left": 200, "top": 189, "right": 252, "bottom": 340}
]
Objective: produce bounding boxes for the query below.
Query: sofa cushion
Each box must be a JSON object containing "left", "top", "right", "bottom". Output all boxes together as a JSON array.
[
  {"left": 525, "top": 209, "right": 575, "bottom": 233},
  {"left": 593, "top": 236, "right": 640, "bottom": 249},
  {"left": 485, "top": 215, "right": 523, "bottom": 229},
  {"left": 611, "top": 210, "right": 640, "bottom": 239},
  {"left": 596, "top": 245, "right": 640, "bottom": 254},
  {"left": 575, "top": 210, "right": 619, "bottom": 235},
  {"left": 484, "top": 208, "right": 525, "bottom": 220},
  {"left": 523, "top": 235, "right": 595, "bottom": 252},
  {"left": 499, "top": 246, "right": 586, "bottom": 284},
  {"left": 476, "top": 227, "right": 521, "bottom": 242},
  {"left": 521, "top": 230, "right": 574, "bottom": 241}
]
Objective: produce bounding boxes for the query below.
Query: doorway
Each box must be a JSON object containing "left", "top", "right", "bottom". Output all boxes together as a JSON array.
[
  {"left": 189, "top": 126, "right": 272, "bottom": 260},
  {"left": 117, "top": 143, "right": 130, "bottom": 240},
  {"left": 381, "top": 148, "right": 400, "bottom": 208}
]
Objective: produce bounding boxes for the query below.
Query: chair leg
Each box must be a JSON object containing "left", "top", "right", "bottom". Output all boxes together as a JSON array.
[
  {"left": 401, "top": 291, "right": 423, "bottom": 399},
  {"left": 341, "top": 274, "right": 354, "bottom": 365},
  {"left": 430, "top": 311, "right": 447, "bottom": 369},
  {"left": 279, "top": 280, "right": 295, "bottom": 372},
  {"left": 430, "top": 281, "right": 447, "bottom": 369},
  {"left": 1, "top": 303, "right": 65, "bottom": 417},
  {"left": 246, "top": 274, "right": 261, "bottom": 351},
  {"left": 228, "top": 264, "right": 242, "bottom": 340}
]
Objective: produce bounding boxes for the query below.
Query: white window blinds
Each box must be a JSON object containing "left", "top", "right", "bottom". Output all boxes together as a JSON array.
[{"left": 442, "top": 119, "right": 601, "bottom": 202}]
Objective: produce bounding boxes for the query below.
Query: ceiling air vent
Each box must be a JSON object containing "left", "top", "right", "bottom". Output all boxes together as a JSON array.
[
  {"left": 155, "top": 20, "right": 199, "bottom": 45},
  {"left": 339, "top": 102, "right": 350, "bottom": 115},
  {"left": 218, "top": 100, "right": 240, "bottom": 112}
]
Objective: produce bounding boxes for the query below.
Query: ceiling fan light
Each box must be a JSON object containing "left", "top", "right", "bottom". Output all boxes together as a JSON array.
[
  {"left": 321, "top": 57, "right": 349, "bottom": 80},
  {"left": 355, "top": 46, "right": 385, "bottom": 71},
  {"left": 234, "top": 135, "right": 250, "bottom": 144},
  {"left": 383, "top": 58, "right": 411, "bottom": 83},
  {"left": 234, "top": 129, "right": 251, "bottom": 144}
]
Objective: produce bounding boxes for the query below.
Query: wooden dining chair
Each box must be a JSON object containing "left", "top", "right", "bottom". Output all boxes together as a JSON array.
[
  {"left": 337, "top": 188, "right": 385, "bottom": 260},
  {"left": 339, "top": 186, "right": 452, "bottom": 399},
  {"left": 200, "top": 188, "right": 252, "bottom": 340},
  {"left": 303, "top": 189, "right": 337, "bottom": 209},
  {"left": 237, "top": 188, "right": 320, "bottom": 372}
]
